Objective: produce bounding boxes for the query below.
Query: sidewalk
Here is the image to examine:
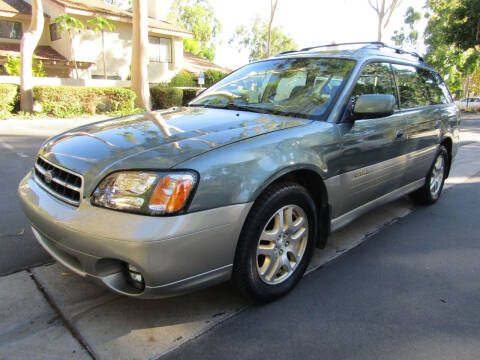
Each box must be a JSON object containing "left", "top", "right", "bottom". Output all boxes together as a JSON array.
[
  {"left": 0, "top": 115, "right": 113, "bottom": 137},
  {"left": 1, "top": 116, "right": 479, "bottom": 360}
]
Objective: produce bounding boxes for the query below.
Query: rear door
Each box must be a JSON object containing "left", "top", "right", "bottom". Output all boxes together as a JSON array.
[
  {"left": 391, "top": 64, "right": 445, "bottom": 184},
  {"left": 334, "top": 62, "right": 408, "bottom": 216}
]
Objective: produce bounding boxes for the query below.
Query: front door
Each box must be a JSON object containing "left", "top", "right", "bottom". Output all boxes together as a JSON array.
[{"left": 333, "top": 62, "right": 408, "bottom": 217}]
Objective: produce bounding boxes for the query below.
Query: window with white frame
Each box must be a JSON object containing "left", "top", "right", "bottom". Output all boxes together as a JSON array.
[{"left": 148, "top": 36, "right": 172, "bottom": 63}]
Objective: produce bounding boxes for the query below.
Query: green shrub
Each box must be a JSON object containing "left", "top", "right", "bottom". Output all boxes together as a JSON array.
[
  {"left": 5, "top": 56, "right": 46, "bottom": 77},
  {"left": 150, "top": 86, "right": 183, "bottom": 109},
  {"left": 169, "top": 72, "right": 196, "bottom": 87},
  {"left": 204, "top": 69, "right": 226, "bottom": 87},
  {"left": 33, "top": 86, "right": 136, "bottom": 117},
  {"left": 0, "top": 84, "right": 19, "bottom": 114},
  {"left": 182, "top": 88, "right": 198, "bottom": 105}
]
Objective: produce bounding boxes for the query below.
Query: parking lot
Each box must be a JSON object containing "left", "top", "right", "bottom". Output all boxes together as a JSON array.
[{"left": 1, "top": 114, "right": 479, "bottom": 360}]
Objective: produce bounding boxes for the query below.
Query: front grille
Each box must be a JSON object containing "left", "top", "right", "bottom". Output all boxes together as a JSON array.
[{"left": 34, "top": 157, "right": 83, "bottom": 206}]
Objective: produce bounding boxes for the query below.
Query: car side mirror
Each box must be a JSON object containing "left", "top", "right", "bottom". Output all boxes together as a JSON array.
[{"left": 353, "top": 94, "right": 395, "bottom": 119}]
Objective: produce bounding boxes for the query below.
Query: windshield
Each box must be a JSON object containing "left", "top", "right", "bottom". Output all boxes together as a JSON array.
[{"left": 190, "top": 57, "right": 355, "bottom": 120}]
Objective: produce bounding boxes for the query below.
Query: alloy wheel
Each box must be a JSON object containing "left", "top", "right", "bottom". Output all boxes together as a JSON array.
[
  {"left": 256, "top": 205, "right": 309, "bottom": 285},
  {"left": 430, "top": 155, "right": 445, "bottom": 198}
]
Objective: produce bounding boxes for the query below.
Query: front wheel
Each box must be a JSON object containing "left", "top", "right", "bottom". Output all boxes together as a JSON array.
[
  {"left": 232, "top": 183, "right": 317, "bottom": 303},
  {"left": 409, "top": 145, "right": 449, "bottom": 205}
]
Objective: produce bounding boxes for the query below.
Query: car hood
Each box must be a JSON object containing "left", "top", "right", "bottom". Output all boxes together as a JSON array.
[{"left": 39, "top": 107, "right": 311, "bottom": 193}]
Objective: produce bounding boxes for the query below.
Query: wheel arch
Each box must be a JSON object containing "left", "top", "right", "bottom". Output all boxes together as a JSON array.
[
  {"left": 249, "top": 166, "right": 330, "bottom": 248},
  {"left": 441, "top": 137, "right": 453, "bottom": 178}
]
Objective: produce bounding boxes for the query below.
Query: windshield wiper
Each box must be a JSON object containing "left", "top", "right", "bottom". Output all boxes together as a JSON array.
[{"left": 189, "top": 103, "right": 267, "bottom": 114}]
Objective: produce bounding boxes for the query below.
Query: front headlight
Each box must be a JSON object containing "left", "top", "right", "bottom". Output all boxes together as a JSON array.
[{"left": 91, "top": 171, "right": 197, "bottom": 215}]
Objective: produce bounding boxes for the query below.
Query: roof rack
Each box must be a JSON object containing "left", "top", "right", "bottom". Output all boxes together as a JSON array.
[
  {"left": 275, "top": 42, "right": 424, "bottom": 62},
  {"left": 370, "top": 43, "right": 424, "bottom": 62},
  {"left": 299, "top": 42, "right": 384, "bottom": 52}
]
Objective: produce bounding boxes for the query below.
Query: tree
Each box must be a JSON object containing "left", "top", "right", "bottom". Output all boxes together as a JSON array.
[
  {"left": 51, "top": 14, "right": 84, "bottom": 79},
  {"left": 424, "top": 0, "right": 480, "bottom": 96},
  {"left": 267, "top": 0, "right": 279, "bottom": 58},
  {"left": 368, "top": 0, "right": 403, "bottom": 42},
  {"left": 20, "top": 0, "right": 44, "bottom": 113},
  {"left": 131, "top": 0, "right": 150, "bottom": 110},
  {"left": 391, "top": 6, "right": 422, "bottom": 50},
  {"left": 168, "top": 0, "right": 221, "bottom": 61},
  {"left": 6, "top": 56, "right": 46, "bottom": 77},
  {"left": 87, "top": 17, "right": 116, "bottom": 79},
  {"left": 427, "top": 0, "right": 479, "bottom": 52},
  {"left": 470, "top": 67, "right": 480, "bottom": 95},
  {"left": 230, "top": 17, "right": 297, "bottom": 62}
]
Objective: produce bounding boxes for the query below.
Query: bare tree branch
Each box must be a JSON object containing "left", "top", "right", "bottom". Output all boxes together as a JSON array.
[
  {"left": 368, "top": 0, "right": 380, "bottom": 14},
  {"left": 383, "top": 0, "right": 402, "bottom": 29}
]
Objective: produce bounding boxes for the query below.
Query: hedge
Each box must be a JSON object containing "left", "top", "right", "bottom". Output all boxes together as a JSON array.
[
  {"left": 33, "top": 86, "right": 136, "bottom": 117},
  {"left": 204, "top": 69, "right": 226, "bottom": 87},
  {"left": 150, "top": 86, "right": 183, "bottom": 110},
  {"left": 182, "top": 88, "right": 198, "bottom": 105},
  {"left": 169, "top": 72, "right": 196, "bottom": 87},
  {"left": 0, "top": 84, "right": 19, "bottom": 113}
]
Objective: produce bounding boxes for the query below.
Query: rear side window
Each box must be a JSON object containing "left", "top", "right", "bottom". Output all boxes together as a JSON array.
[
  {"left": 425, "top": 71, "right": 454, "bottom": 104},
  {"left": 352, "top": 62, "right": 397, "bottom": 98},
  {"left": 392, "top": 64, "right": 430, "bottom": 109},
  {"left": 437, "top": 76, "right": 453, "bottom": 103}
]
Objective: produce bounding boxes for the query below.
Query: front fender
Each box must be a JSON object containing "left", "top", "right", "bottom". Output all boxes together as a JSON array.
[{"left": 177, "top": 122, "right": 341, "bottom": 213}]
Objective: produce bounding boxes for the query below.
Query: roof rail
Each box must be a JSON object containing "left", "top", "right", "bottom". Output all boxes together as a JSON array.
[
  {"left": 276, "top": 50, "right": 299, "bottom": 56},
  {"left": 368, "top": 43, "right": 424, "bottom": 62},
  {"left": 275, "top": 42, "right": 424, "bottom": 62},
  {"left": 299, "top": 42, "right": 384, "bottom": 52}
]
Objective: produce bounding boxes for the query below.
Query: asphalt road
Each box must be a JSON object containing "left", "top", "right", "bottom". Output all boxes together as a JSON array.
[
  {"left": 0, "top": 115, "right": 479, "bottom": 277},
  {"left": 164, "top": 150, "right": 480, "bottom": 359},
  {"left": 0, "top": 134, "right": 52, "bottom": 275}
]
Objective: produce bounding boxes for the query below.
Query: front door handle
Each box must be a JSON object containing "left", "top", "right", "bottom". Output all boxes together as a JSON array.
[{"left": 395, "top": 129, "right": 405, "bottom": 140}]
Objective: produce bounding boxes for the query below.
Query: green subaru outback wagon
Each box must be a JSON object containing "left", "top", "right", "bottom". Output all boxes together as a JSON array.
[{"left": 19, "top": 42, "right": 460, "bottom": 302}]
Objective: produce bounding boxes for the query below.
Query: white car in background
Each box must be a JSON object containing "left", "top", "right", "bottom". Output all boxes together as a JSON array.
[{"left": 456, "top": 97, "right": 480, "bottom": 110}]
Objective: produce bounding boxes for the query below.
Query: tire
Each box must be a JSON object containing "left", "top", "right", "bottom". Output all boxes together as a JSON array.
[
  {"left": 232, "top": 182, "right": 317, "bottom": 303},
  {"left": 409, "top": 145, "right": 449, "bottom": 205}
]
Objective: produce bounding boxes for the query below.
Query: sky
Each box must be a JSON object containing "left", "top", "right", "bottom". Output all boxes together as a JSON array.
[{"left": 153, "top": 0, "right": 428, "bottom": 70}]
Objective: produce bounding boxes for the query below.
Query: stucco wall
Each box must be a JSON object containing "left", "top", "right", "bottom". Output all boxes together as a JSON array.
[{"left": 67, "top": 17, "right": 183, "bottom": 82}]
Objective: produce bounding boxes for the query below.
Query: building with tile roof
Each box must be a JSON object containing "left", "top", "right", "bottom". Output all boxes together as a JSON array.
[{"left": 0, "top": 0, "right": 209, "bottom": 82}]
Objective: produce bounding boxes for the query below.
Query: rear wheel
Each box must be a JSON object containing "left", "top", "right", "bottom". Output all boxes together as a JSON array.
[
  {"left": 232, "top": 183, "right": 316, "bottom": 303},
  {"left": 409, "top": 145, "right": 448, "bottom": 205}
]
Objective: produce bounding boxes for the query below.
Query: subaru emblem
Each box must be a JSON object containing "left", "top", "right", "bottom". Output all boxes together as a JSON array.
[{"left": 44, "top": 170, "right": 53, "bottom": 184}]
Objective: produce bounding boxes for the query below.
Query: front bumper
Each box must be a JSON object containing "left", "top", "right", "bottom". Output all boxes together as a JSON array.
[{"left": 19, "top": 171, "right": 252, "bottom": 298}]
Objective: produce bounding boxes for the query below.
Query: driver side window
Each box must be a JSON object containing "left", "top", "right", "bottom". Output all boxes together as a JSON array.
[{"left": 352, "top": 62, "right": 397, "bottom": 106}]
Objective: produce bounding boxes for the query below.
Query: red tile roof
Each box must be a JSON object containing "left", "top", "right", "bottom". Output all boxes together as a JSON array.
[
  {"left": 183, "top": 51, "right": 232, "bottom": 74},
  {"left": 0, "top": 0, "right": 32, "bottom": 15},
  {"left": 52, "top": 0, "right": 192, "bottom": 36},
  {"left": 0, "top": 42, "right": 67, "bottom": 61}
]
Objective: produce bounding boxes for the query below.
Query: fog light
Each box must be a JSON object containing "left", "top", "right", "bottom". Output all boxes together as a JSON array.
[{"left": 127, "top": 264, "right": 145, "bottom": 289}]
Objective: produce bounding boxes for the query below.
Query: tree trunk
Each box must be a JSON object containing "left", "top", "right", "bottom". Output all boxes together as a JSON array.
[
  {"left": 377, "top": 14, "right": 384, "bottom": 41},
  {"left": 20, "top": 0, "right": 44, "bottom": 113},
  {"left": 70, "top": 30, "right": 80, "bottom": 79},
  {"left": 267, "top": 0, "right": 278, "bottom": 57},
  {"left": 131, "top": 0, "right": 151, "bottom": 110},
  {"left": 102, "top": 31, "right": 107, "bottom": 79}
]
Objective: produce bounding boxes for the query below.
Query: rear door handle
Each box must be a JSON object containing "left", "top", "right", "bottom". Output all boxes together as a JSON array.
[{"left": 395, "top": 129, "right": 404, "bottom": 140}]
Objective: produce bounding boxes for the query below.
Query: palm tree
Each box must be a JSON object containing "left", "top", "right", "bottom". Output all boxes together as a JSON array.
[
  {"left": 87, "top": 17, "right": 116, "bottom": 80},
  {"left": 20, "top": 0, "right": 44, "bottom": 112},
  {"left": 131, "top": 0, "right": 150, "bottom": 110},
  {"left": 51, "top": 14, "right": 84, "bottom": 79}
]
